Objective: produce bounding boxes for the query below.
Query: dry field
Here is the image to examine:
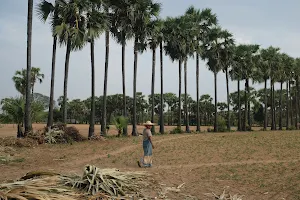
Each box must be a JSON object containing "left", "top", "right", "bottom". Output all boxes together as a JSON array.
[
  {"left": 0, "top": 124, "right": 300, "bottom": 199},
  {"left": 0, "top": 123, "right": 263, "bottom": 138}
]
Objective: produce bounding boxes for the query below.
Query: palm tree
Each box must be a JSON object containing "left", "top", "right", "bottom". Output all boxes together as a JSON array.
[
  {"left": 12, "top": 69, "right": 27, "bottom": 96},
  {"left": 230, "top": 60, "right": 242, "bottom": 131},
  {"left": 159, "top": 28, "right": 165, "bottom": 134},
  {"left": 110, "top": 0, "right": 134, "bottom": 136},
  {"left": 85, "top": 1, "right": 107, "bottom": 138},
  {"left": 101, "top": 5, "right": 110, "bottom": 136},
  {"left": 1, "top": 97, "right": 45, "bottom": 138},
  {"left": 201, "top": 27, "right": 233, "bottom": 132},
  {"left": 263, "top": 46, "right": 281, "bottom": 130},
  {"left": 234, "top": 44, "right": 259, "bottom": 131},
  {"left": 1, "top": 98, "right": 25, "bottom": 137},
  {"left": 55, "top": 0, "right": 86, "bottom": 124},
  {"left": 25, "top": 0, "right": 34, "bottom": 134},
  {"left": 185, "top": 7, "right": 218, "bottom": 132},
  {"left": 163, "top": 16, "right": 184, "bottom": 131},
  {"left": 220, "top": 34, "right": 235, "bottom": 131},
  {"left": 254, "top": 48, "right": 271, "bottom": 130},
  {"left": 36, "top": 0, "right": 61, "bottom": 128},
  {"left": 130, "top": 0, "right": 161, "bottom": 136},
  {"left": 12, "top": 67, "right": 44, "bottom": 97},
  {"left": 148, "top": 19, "right": 164, "bottom": 134},
  {"left": 278, "top": 54, "right": 293, "bottom": 130},
  {"left": 30, "top": 67, "right": 45, "bottom": 95}
]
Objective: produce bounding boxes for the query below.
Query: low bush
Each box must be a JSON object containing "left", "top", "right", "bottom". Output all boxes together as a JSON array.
[{"left": 170, "top": 126, "right": 183, "bottom": 134}]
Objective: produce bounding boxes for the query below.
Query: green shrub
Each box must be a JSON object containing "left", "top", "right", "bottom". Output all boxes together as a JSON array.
[
  {"left": 170, "top": 126, "right": 183, "bottom": 134},
  {"left": 288, "top": 126, "right": 296, "bottom": 130},
  {"left": 113, "top": 116, "right": 128, "bottom": 136},
  {"left": 217, "top": 116, "right": 227, "bottom": 132}
]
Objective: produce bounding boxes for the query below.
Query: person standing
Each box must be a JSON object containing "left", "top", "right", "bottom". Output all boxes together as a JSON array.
[{"left": 138, "top": 121, "right": 155, "bottom": 167}]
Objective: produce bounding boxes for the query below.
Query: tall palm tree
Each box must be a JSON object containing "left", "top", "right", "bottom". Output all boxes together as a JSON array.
[
  {"left": 254, "top": 48, "right": 271, "bottom": 130},
  {"left": 163, "top": 16, "right": 184, "bottom": 131},
  {"left": 159, "top": 30, "right": 165, "bottom": 134},
  {"left": 25, "top": 0, "right": 34, "bottom": 134},
  {"left": 264, "top": 46, "right": 281, "bottom": 130},
  {"left": 85, "top": 1, "right": 107, "bottom": 138},
  {"left": 234, "top": 44, "right": 259, "bottom": 131},
  {"left": 148, "top": 19, "right": 163, "bottom": 134},
  {"left": 185, "top": 6, "right": 218, "bottom": 132},
  {"left": 278, "top": 54, "right": 292, "bottom": 130},
  {"left": 55, "top": 0, "right": 86, "bottom": 124},
  {"left": 201, "top": 27, "right": 233, "bottom": 132},
  {"left": 110, "top": 0, "right": 134, "bottom": 136},
  {"left": 130, "top": 0, "right": 161, "bottom": 136},
  {"left": 220, "top": 33, "right": 235, "bottom": 131},
  {"left": 101, "top": 5, "right": 110, "bottom": 136},
  {"left": 36, "top": 0, "right": 61, "bottom": 128}
]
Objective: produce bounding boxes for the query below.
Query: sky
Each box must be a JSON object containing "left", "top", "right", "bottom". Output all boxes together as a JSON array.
[{"left": 0, "top": 0, "right": 300, "bottom": 103}]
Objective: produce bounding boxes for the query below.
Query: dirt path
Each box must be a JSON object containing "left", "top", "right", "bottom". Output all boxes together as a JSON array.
[{"left": 65, "top": 134, "right": 195, "bottom": 168}]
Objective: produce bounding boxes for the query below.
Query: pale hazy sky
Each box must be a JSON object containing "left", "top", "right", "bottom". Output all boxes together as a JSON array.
[{"left": 0, "top": 0, "right": 299, "bottom": 103}]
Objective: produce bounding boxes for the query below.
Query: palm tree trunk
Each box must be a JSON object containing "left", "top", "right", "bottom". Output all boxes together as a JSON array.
[
  {"left": 132, "top": 38, "right": 138, "bottom": 136},
  {"left": 225, "top": 68, "right": 230, "bottom": 131},
  {"left": 62, "top": 39, "right": 71, "bottom": 124},
  {"left": 246, "top": 79, "right": 251, "bottom": 129},
  {"left": 88, "top": 40, "right": 95, "bottom": 138},
  {"left": 159, "top": 42, "right": 164, "bottom": 134},
  {"left": 214, "top": 71, "right": 218, "bottom": 132},
  {"left": 273, "top": 84, "right": 277, "bottom": 130},
  {"left": 243, "top": 80, "right": 247, "bottom": 131},
  {"left": 184, "top": 59, "right": 190, "bottom": 133},
  {"left": 295, "top": 77, "right": 299, "bottom": 129},
  {"left": 279, "top": 81, "right": 283, "bottom": 130},
  {"left": 178, "top": 60, "right": 182, "bottom": 130},
  {"left": 151, "top": 48, "right": 156, "bottom": 134},
  {"left": 121, "top": 39, "right": 127, "bottom": 136},
  {"left": 17, "top": 124, "right": 22, "bottom": 138},
  {"left": 47, "top": 36, "right": 57, "bottom": 128},
  {"left": 271, "top": 79, "right": 274, "bottom": 130},
  {"left": 289, "top": 81, "right": 294, "bottom": 128},
  {"left": 196, "top": 53, "right": 200, "bottom": 132},
  {"left": 238, "top": 80, "right": 241, "bottom": 131},
  {"left": 286, "top": 81, "right": 290, "bottom": 129},
  {"left": 101, "top": 30, "right": 109, "bottom": 136},
  {"left": 263, "top": 78, "right": 268, "bottom": 130},
  {"left": 24, "top": 0, "right": 33, "bottom": 135}
]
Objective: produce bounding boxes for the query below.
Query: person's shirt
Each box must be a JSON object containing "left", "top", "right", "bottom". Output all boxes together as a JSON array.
[{"left": 143, "top": 128, "right": 152, "bottom": 141}]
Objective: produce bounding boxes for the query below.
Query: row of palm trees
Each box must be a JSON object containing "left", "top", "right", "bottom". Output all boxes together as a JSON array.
[{"left": 22, "top": 0, "right": 299, "bottom": 137}]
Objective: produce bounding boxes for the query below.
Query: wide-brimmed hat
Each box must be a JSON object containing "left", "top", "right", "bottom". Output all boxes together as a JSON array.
[{"left": 143, "top": 121, "right": 154, "bottom": 126}]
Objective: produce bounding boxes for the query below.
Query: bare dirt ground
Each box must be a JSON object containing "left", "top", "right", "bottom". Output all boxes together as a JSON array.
[{"left": 0, "top": 124, "right": 299, "bottom": 199}]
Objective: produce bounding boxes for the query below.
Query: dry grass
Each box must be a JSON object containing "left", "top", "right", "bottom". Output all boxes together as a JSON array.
[{"left": 0, "top": 126, "right": 299, "bottom": 199}]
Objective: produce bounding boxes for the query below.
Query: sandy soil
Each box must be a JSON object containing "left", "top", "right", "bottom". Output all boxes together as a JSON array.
[{"left": 0, "top": 125, "right": 299, "bottom": 199}]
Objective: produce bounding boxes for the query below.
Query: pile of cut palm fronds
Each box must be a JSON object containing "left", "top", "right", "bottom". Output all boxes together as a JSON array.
[
  {"left": 64, "top": 165, "right": 146, "bottom": 197},
  {"left": 0, "top": 165, "right": 147, "bottom": 200},
  {"left": 0, "top": 174, "right": 84, "bottom": 200}
]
